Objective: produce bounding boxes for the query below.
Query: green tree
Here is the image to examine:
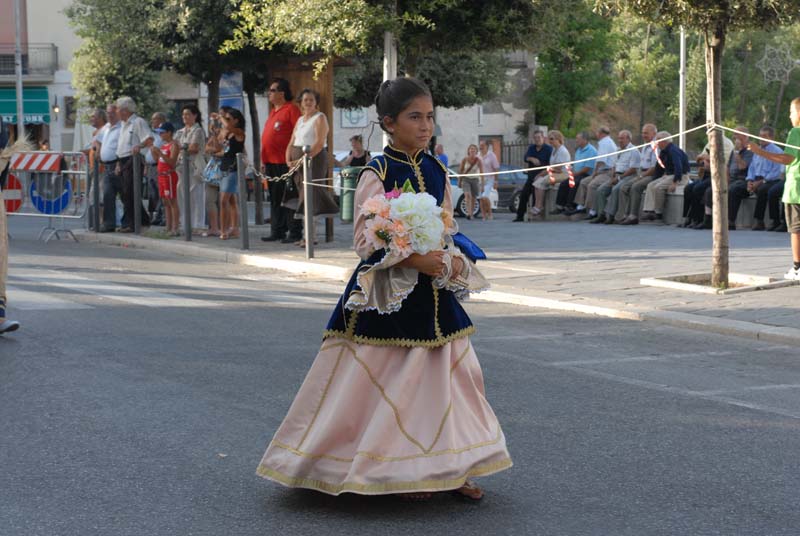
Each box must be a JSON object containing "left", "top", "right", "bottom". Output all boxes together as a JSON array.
[
  {"left": 532, "top": 0, "right": 617, "bottom": 129},
  {"left": 596, "top": 0, "right": 799, "bottom": 287},
  {"left": 65, "top": 0, "right": 164, "bottom": 113},
  {"left": 227, "top": 0, "right": 537, "bottom": 108}
]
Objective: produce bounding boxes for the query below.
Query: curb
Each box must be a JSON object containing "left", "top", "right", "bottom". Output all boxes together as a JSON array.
[{"left": 76, "top": 230, "right": 800, "bottom": 346}]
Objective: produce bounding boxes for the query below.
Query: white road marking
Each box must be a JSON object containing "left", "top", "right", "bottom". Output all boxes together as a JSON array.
[
  {"left": 15, "top": 270, "right": 217, "bottom": 308},
  {"left": 549, "top": 350, "right": 736, "bottom": 367},
  {"left": 6, "top": 285, "right": 92, "bottom": 311}
]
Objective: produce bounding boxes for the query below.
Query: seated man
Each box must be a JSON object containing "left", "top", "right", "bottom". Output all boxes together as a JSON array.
[
  {"left": 594, "top": 129, "right": 640, "bottom": 224},
  {"left": 571, "top": 126, "right": 618, "bottom": 220},
  {"left": 640, "top": 131, "right": 690, "bottom": 221},
  {"left": 685, "top": 128, "right": 751, "bottom": 229},
  {"left": 729, "top": 125, "right": 784, "bottom": 230},
  {"left": 514, "top": 130, "right": 553, "bottom": 222},
  {"left": 530, "top": 130, "right": 572, "bottom": 217},
  {"left": 559, "top": 131, "right": 597, "bottom": 215},
  {"left": 618, "top": 123, "right": 658, "bottom": 225}
]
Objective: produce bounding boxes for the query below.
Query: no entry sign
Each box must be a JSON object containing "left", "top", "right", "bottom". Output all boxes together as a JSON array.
[{"left": 3, "top": 173, "right": 22, "bottom": 213}]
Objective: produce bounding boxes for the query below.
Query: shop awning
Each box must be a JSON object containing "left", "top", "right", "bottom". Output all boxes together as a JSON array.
[{"left": 0, "top": 87, "right": 50, "bottom": 124}]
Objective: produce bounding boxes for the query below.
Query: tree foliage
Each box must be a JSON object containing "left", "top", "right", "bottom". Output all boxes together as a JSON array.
[
  {"left": 532, "top": 0, "right": 617, "bottom": 129},
  {"left": 65, "top": 0, "right": 164, "bottom": 113}
]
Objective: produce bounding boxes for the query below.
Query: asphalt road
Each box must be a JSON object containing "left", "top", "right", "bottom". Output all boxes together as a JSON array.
[{"left": 2, "top": 232, "right": 800, "bottom": 536}]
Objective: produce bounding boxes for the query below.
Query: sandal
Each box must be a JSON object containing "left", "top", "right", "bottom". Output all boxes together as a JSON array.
[
  {"left": 219, "top": 233, "right": 229, "bottom": 240},
  {"left": 201, "top": 231, "right": 220, "bottom": 238},
  {"left": 452, "top": 480, "right": 483, "bottom": 501}
]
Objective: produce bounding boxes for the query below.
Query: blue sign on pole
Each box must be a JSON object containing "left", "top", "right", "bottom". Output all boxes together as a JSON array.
[{"left": 30, "top": 178, "right": 71, "bottom": 215}]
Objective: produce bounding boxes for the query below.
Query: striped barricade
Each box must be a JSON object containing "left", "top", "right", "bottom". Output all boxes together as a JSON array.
[{"left": 7, "top": 151, "right": 89, "bottom": 242}]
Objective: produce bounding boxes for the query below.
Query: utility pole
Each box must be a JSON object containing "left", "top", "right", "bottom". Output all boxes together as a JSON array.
[
  {"left": 14, "top": 0, "right": 26, "bottom": 141},
  {"left": 382, "top": 1, "right": 397, "bottom": 147},
  {"left": 679, "top": 26, "right": 686, "bottom": 150}
]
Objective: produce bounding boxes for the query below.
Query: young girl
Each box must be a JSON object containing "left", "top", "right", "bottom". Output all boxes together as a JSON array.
[
  {"left": 150, "top": 123, "right": 181, "bottom": 236},
  {"left": 256, "top": 77, "right": 512, "bottom": 500}
]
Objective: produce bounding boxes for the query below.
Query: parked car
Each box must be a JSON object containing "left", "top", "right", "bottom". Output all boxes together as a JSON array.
[
  {"left": 447, "top": 166, "right": 499, "bottom": 218},
  {"left": 496, "top": 164, "right": 527, "bottom": 213}
]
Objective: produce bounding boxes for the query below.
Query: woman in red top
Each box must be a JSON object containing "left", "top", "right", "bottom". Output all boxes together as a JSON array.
[{"left": 151, "top": 122, "right": 181, "bottom": 236}]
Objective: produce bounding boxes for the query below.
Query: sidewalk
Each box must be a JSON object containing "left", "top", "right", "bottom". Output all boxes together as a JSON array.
[{"left": 74, "top": 211, "right": 800, "bottom": 345}]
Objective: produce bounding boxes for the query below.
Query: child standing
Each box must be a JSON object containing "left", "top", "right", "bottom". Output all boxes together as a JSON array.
[
  {"left": 256, "top": 78, "right": 511, "bottom": 500},
  {"left": 748, "top": 97, "right": 800, "bottom": 280},
  {"left": 150, "top": 123, "right": 181, "bottom": 236}
]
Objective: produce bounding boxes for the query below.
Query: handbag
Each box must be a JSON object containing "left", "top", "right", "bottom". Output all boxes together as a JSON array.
[{"left": 203, "top": 157, "right": 223, "bottom": 186}]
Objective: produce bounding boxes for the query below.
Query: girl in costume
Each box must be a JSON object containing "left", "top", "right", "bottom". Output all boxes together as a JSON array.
[{"left": 256, "top": 77, "right": 511, "bottom": 500}]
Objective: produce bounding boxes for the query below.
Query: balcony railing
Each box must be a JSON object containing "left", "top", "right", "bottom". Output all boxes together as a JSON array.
[{"left": 0, "top": 43, "right": 58, "bottom": 76}]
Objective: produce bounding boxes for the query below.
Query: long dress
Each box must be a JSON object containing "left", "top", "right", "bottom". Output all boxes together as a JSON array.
[{"left": 256, "top": 145, "right": 512, "bottom": 495}]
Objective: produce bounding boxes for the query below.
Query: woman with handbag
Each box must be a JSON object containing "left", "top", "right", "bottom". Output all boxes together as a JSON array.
[
  {"left": 458, "top": 144, "right": 483, "bottom": 220},
  {"left": 203, "top": 112, "right": 224, "bottom": 237},
  {"left": 175, "top": 104, "right": 207, "bottom": 234},
  {"left": 284, "top": 89, "right": 338, "bottom": 247}
]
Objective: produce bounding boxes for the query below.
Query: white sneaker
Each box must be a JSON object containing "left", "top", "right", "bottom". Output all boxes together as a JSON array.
[
  {"left": 783, "top": 267, "right": 800, "bottom": 281},
  {"left": 0, "top": 319, "right": 20, "bottom": 334}
]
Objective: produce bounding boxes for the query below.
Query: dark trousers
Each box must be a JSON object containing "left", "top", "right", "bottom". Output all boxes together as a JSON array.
[
  {"left": 515, "top": 174, "right": 537, "bottom": 219},
  {"left": 556, "top": 175, "right": 582, "bottom": 207},
  {"left": 120, "top": 157, "right": 151, "bottom": 228},
  {"left": 767, "top": 180, "right": 785, "bottom": 222},
  {"left": 102, "top": 169, "right": 122, "bottom": 230},
  {"left": 755, "top": 180, "right": 784, "bottom": 221},
  {"left": 727, "top": 179, "right": 749, "bottom": 223},
  {"left": 683, "top": 177, "right": 710, "bottom": 223},
  {"left": 266, "top": 163, "right": 302, "bottom": 239}
]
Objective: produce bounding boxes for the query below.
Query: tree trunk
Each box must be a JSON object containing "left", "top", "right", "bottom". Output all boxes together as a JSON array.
[
  {"left": 246, "top": 87, "right": 261, "bottom": 171},
  {"left": 639, "top": 23, "right": 652, "bottom": 128},
  {"left": 206, "top": 72, "right": 221, "bottom": 116},
  {"left": 736, "top": 41, "right": 751, "bottom": 118},
  {"left": 706, "top": 26, "right": 728, "bottom": 288}
]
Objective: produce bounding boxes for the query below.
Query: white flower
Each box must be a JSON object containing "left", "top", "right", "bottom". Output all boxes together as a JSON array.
[{"left": 389, "top": 192, "right": 444, "bottom": 254}]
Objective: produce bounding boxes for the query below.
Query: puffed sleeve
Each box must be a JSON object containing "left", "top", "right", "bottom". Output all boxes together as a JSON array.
[{"left": 353, "top": 169, "right": 386, "bottom": 261}]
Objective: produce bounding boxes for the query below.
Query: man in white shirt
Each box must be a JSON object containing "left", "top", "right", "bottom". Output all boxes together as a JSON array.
[
  {"left": 595, "top": 129, "right": 641, "bottom": 224},
  {"left": 96, "top": 104, "right": 123, "bottom": 232},
  {"left": 115, "top": 96, "right": 154, "bottom": 231},
  {"left": 618, "top": 123, "right": 659, "bottom": 225},
  {"left": 573, "top": 126, "right": 619, "bottom": 219}
]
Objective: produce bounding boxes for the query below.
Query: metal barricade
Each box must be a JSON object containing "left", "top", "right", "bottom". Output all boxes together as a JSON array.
[{"left": 7, "top": 151, "right": 89, "bottom": 242}]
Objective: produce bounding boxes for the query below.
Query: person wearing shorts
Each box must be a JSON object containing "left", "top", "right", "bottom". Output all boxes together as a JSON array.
[
  {"left": 150, "top": 122, "right": 181, "bottom": 236},
  {"left": 748, "top": 97, "right": 800, "bottom": 280},
  {"left": 458, "top": 144, "right": 482, "bottom": 220}
]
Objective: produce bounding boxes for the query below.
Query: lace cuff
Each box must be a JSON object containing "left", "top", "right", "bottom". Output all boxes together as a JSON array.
[
  {"left": 432, "top": 235, "right": 490, "bottom": 299},
  {"left": 344, "top": 250, "right": 419, "bottom": 315}
]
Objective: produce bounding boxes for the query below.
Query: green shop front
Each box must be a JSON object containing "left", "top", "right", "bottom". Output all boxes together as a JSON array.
[{"left": 0, "top": 86, "right": 51, "bottom": 147}]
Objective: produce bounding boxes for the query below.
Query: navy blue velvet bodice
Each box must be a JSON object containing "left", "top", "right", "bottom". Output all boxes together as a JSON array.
[{"left": 323, "top": 145, "right": 474, "bottom": 348}]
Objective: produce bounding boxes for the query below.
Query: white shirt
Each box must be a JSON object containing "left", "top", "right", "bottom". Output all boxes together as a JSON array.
[
  {"left": 615, "top": 142, "right": 641, "bottom": 173},
  {"left": 97, "top": 122, "right": 122, "bottom": 163},
  {"left": 145, "top": 135, "right": 164, "bottom": 165},
  {"left": 640, "top": 144, "right": 657, "bottom": 171},
  {"left": 292, "top": 112, "right": 325, "bottom": 148},
  {"left": 117, "top": 114, "right": 154, "bottom": 159},
  {"left": 479, "top": 149, "right": 499, "bottom": 178},
  {"left": 596, "top": 135, "right": 618, "bottom": 169},
  {"left": 550, "top": 144, "right": 571, "bottom": 171}
]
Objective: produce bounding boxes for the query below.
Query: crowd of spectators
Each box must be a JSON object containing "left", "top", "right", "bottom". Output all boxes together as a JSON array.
[{"left": 512, "top": 123, "right": 789, "bottom": 233}]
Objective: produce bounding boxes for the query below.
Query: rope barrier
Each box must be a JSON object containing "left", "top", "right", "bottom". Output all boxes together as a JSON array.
[
  {"left": 449, "top": 122, "right": 713, "bottom": 178},
  {"left": 253, "top": 121, "right": 800, "bottom": 197}
]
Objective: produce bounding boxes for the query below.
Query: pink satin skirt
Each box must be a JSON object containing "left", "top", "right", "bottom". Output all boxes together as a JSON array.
[{"left": 256, "top": 336, "right": 512, "bottom": 495}]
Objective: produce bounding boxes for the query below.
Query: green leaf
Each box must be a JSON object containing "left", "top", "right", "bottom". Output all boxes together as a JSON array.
[{"left": 401, "top": 179, "right": 415, "bottom": 193}]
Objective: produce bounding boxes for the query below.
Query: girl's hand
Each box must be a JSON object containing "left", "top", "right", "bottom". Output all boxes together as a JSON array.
[
  {"left": 404, "top": 251, "right": 446, "bottom": 277},
  {"left": 451, "top": 255, "right": 464, "bottom": 277}
]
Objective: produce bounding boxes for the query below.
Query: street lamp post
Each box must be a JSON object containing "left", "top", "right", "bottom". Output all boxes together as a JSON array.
[{"left": 14, "top": 0, "right": 25, "bottom": 141}]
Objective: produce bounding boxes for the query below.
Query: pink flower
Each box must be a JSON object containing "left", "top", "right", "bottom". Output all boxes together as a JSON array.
[
  {"left": 390, "top": 233, "right": 413, "bottom": 258},
  {"left": 384, "top": 188, "right": 401, "bottom": 199},
  {"left": 360, "top": 195, "right": 390, "bottom": 218},
  {"left": 364, "top": 216, "right": 393, "bottom": 252}
]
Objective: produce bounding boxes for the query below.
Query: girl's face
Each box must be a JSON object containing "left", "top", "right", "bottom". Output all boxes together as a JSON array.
[
  {"left": 301, "top": 93, "right": 318, "bottom": 114},
  {"left": 384, "top": 95, "right": 434, "bottom": 153},
  {"left": 159, "top": 131, "right": 172, "bottom": 142},
  {"left": 182, "top": 109, "right": 196, "bottom": 126},
  {"left": 467, "top": 146, "right": 477, "bottom": 157},
  {"left": 351, "top": 139, "right": 363, "bottom": 152}
]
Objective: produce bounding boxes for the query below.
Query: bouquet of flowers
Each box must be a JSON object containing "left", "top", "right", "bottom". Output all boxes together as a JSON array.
[{"left": 360, "top": 179, "right": 451, "bottom": 259}]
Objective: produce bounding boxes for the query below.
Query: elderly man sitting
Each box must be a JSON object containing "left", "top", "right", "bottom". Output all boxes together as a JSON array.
[
  {"left": 571, "top": 126, "right": 618, "bottom": 220},
  {"left": 729, "top": 125, "right": 785, "bottom": 230},
  {"left": 617, "top": 123, "right": 658, "bottom": 225},
  {"left": 640, "top": 131, "right": 690, "bottom": 222},
  {"left": 593, "top": 129, "right": 640, "bottom": 224}
]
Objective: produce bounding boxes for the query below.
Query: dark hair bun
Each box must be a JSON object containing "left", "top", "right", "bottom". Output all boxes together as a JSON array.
[{"left": 374, "top": 77, "right": 431, "bottom": 133}]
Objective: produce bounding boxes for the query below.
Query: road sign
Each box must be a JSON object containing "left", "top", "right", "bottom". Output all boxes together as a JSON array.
[
  {"left": 30, "top": 178, "right": 71, "bottom": 215},
  {"left": 3, "top": 173, "right": 22, "bottom": 213}
]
